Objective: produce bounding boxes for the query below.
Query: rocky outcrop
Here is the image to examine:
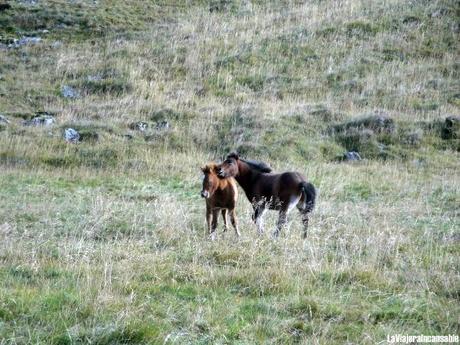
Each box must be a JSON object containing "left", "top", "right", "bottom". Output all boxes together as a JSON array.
[
  {"left": 22, "top": 112, "right": 55, "bottom": 126},
  {"left": 64, "top": 128, "right": 80, "bottom": 143}
]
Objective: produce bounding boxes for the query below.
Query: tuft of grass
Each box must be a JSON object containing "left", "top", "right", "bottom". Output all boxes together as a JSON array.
[{"left": 345, "top": 21, "right": 379, "bottom": 37}]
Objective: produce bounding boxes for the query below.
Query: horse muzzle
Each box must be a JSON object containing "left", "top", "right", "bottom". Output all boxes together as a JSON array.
[
  {"left": 201, "top": 190, "right": 210, "bottom": 198},
  {"left": 217, "top": 169, "right": 226, "bottom": 178}
]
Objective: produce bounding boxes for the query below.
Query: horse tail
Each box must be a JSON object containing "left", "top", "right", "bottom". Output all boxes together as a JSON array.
[{"left": 300, "top": 181, "right": 316, "bottom": 213}]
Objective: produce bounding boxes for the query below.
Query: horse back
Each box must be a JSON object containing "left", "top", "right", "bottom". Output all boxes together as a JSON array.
[{"left": 252, "top": 172, "right": 305, "bottom": 208}]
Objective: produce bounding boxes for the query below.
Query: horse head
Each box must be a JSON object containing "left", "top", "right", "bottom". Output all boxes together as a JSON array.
[
  {"left": 201, "top": 163, "right": 220, "bottom": 198},
  {"left": 217, "top": 152, "right": 240, "bottom": 178}
]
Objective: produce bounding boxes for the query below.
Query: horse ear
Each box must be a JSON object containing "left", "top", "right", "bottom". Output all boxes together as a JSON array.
[
  {"left": 201, "top": 166, "right": 209, "bottom": 173},
  {"left": 228, "top": 151, "right": 239, "bottom": 160}
]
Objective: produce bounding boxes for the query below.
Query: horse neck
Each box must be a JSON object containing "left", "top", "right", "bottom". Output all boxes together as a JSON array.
[
  {"left": 216, "top": 176, "right": 228, "bottom": 190},
  {"left": 235, "top": 161, "right": 258, "bottom": 192}
]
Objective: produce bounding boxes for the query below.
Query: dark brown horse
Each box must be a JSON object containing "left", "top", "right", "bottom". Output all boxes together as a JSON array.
[
  {"left": 201, "top": 163, "right": 240, "bottom": 239},
  {"left": 217, "top": 153, "right": 316, "bottom": 238}
]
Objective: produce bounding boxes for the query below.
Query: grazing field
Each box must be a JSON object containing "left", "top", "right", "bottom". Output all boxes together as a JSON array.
[{"left": 0, "top": 0, "right": 459, "bottom": 344}]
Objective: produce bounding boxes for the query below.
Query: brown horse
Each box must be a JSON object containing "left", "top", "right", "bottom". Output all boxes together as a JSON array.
[
  {"left": 217, "top": 153, "right": 316, "bottom": 238},
  {"left": 201, "top": 163, "right": 240, "bottom": 239}
]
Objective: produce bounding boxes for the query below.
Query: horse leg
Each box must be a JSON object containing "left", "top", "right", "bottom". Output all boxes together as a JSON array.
[
  {"left": 229, "top": 209, "right": 240, "bottom": 237},
  {"left": 206, "top": 204, "right": 212, "bottom": 236},
  {"left": 274, "top": 208, "right": 288, "bottom": 237},
  {"left": 221, "top": 209, "right": 228, "bottom": 233},
  {"left": 253, "top": 203, "right": 266, "bottom": 235},
  {"left": 300, "top": 209, "right": 310, "bottom": 239},
  {"left": 210, "top": 209, "right": 219, "bottom": 240}
]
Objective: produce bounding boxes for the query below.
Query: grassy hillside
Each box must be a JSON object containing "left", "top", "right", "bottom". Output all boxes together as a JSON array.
[{"left": 0, "top": 0, "right": 459, "bottom": 344}]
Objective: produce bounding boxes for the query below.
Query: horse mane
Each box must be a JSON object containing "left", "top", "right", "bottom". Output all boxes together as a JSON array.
[
  {"left": 241, "top": 158, "right": 273, "bottom": 173},
  {"left": 202, "top": 163, "right": 219, "bottom": 174}
]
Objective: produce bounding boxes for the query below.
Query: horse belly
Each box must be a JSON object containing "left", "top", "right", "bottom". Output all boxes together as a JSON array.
[{"left": 272, "top": 174, "right": 303, "bottom": 210}]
